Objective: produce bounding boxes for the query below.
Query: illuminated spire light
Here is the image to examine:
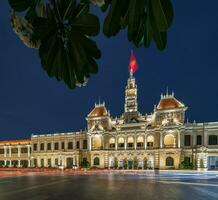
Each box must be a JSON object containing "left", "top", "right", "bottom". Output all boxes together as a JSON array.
[{"left": 128, "top": 50, "right": 138, "bottom": 75}]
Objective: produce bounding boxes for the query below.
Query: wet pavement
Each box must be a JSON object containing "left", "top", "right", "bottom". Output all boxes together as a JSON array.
[{"left": 0, "top": 171, "right": 218, "bottom": 200}]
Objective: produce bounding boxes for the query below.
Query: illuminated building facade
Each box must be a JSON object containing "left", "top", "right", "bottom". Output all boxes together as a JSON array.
[{"left": 0, "top": 72, "right": 218, "bottom": 170}]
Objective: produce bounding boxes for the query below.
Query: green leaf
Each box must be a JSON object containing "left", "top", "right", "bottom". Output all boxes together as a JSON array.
[
  {"left": 71, "top": 14, "right": 100, "bottom": 36},
  {"left": 79, "top": 35, "right": 101, "bottom": 59},
  {"left": 144, "top": 8, "right": 152, "bottom": 48},
  {"left": 103, "top": 0, "right": 125, "bottom": 37},
  {"left": 8, "top": 0, "right": 31, "bottom": 12},
  {"left": 133, "top": 15, "right": 145, "bottom": 47},
  {"left": 127, "top": 0, "right": 145, "bottom": 41},
  {"left": 150, "top": 0, "right": 173, "bottom": 31},
  {"left": 33, "top": 18, "right": 56, "bottom": 41},
  {"left": 160, "top": 0, "right": 174, "bottom": 28}
]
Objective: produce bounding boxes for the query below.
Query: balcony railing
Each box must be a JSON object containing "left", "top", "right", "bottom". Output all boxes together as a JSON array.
[
  {"left": 136, "top": 147, "right": 145, "bottom": 150},
  {"left": 164, "top": 145, "right": 176, "bottom": 148},
  {"left": 91, "top": 146, "right": 103, "bottom": 150}
]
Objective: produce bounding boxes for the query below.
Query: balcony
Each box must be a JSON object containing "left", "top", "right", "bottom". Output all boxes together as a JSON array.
[
  {"left": 91, "top": 146, "right": 103, "bottom": 151},
  {"left": 146, "top": 146, "right": 154, "bottom": 150},
  {"left": 164, "top": 145, "right": 176, "bottom": 149},
  {"left": 136, "top": 146, "right": 145, "bottom": 150},
  {"left": 126, "top": 147, "right": 134, "bottom": 150}
]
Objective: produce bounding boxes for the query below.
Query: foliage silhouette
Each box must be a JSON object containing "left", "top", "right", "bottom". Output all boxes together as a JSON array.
[{"left": 9, "top": 0, "right": 174, "bottom": 89}]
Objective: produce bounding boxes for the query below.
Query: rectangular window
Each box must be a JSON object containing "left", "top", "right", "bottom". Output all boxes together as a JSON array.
[
  {"left": 137, "top": 142, "right": 143, "bottom": 147},
  {"left": 40, "top": 143, "right": 44, "bottom": 151},
  {"left": 34, "top": 159, "right": 37, "bottom": 167},
  {"left": 197, "top": 135, "right": 202, "bottom": 145},
  {"left": 147, "top": 142, "right": 153, "bottom": 147},
  {"left": 33, "top": 144, "right": 37, "bottom": 151},
  {"left": 41, "top": 159, "right": 44, "bottom": 167},
  {"left": 127, "top": 143, "right": 134, "bottom": 148},
  {"left": 184, "top": 157, "right": 191, "bottom": 164},
  {"left": 76, "top": 141, "right": 80, "bottom": 149},
  {"left": 0, "top": 149, "right": 4, "bottom": 154},
  {"left": 68, "top": 142, "right": 73, "bottom": 150},
  {"left": 48, "top": 159, "right": 51, "bottom": 167},
  {"left": 55, "top": 158, "right": 58, "bottom": 166},
  {"left": 54, "top": 142, "right": 59, "bottom": 150},
  {"left": 184, "top": 135, "right": 191, "bottom": 146},
  {"left": 47, "top": 143, "right": 51, "bottom": 150},
  {"left": 21, "top": 147, "right": 28, "bottom": 153},
  {"left": 83, "top": 140, "right": 87, "bottom": 149},
  {"left": 11, "top": 148, "right": 18, "bottom": 154},
  {"left": 110, "top": 143, "right": 115, "bottom": 148},
  {"left": 118, "top": 143, "right": 124, "bottom": 148},
  {"left": 208, "top": 135, "right": 218, "bottom": 145},
  {"left": 61, "top": 142, "right": 65, "bottom": 150}
]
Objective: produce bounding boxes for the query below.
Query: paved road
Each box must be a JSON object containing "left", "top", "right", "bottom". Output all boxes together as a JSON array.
[{"left": 0, "top": 171, "right": 218, "bottom": 200}]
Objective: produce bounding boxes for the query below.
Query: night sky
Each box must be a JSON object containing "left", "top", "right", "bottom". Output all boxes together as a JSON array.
[{"left": 0, "top": 1, "right": 218, "bottom": 140}]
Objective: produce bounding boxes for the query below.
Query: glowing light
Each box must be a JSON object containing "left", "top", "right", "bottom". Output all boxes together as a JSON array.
[{"left": 128, "top": 51, "right": 138, "bottom": 73}]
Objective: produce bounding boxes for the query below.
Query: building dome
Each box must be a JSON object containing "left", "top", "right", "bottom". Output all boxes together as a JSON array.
[
  {"left": 87, "top": 102, "right": 109, "bottom": 118},
  {"left": 156, "top": 93, "right": 185, "bottom": 110}
]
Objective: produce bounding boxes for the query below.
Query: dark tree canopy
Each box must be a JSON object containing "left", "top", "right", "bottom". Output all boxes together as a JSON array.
[{"left": 8, "top": 0, "right": 174, "bottom": 89}]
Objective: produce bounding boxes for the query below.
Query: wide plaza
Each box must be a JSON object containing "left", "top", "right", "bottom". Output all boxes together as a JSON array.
[{"left": 0, "top": 170, "right": 218, "bottom": 200}]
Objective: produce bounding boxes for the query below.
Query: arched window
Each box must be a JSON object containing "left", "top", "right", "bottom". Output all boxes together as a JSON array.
[
  {"left": 137, "top": 136, "right": 144, "bottom": 148},
  {"left": 127, "top": 137, "right": 134, "bottom": 148},
  {"left": 166, "top": 157, "right": 174, "bottom": 166},
  {"left": 94, "top": 157, "right": 100, "bottom": 166},
  {"left": 118, "top": 137, "right": 124, "bottom": 148},
  {"left": 147, "top": 135, "right": 154, "bottom": 147},
  {"left": 109, "top": 138, "right": 115, "bottom": 148},
  {"left": 164, "top": 134, "right": 175, "bottom": 147},
  {"left": 92, "top": 136, "right": 102, "bottom": 150}
]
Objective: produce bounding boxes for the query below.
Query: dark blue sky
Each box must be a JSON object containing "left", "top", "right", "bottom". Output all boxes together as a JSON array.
[{"left": 0, "top": 1, "right": 218, "bottom": 140}]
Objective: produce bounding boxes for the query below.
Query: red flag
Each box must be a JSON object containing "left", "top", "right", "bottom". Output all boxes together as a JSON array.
[{"left": 128, "top": 51, "right": 138, "bottom": 73}]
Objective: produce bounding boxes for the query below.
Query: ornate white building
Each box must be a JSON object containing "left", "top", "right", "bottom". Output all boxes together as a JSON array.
[{"left": 1, "top": 72, "right": 218, "bottom": 170}]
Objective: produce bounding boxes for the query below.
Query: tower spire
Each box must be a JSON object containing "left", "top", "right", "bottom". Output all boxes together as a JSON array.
[{"left": 124, "top": 52, "right": 138, "bottom": 113}]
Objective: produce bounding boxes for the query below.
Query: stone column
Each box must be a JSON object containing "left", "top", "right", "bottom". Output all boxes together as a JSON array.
[
  {"left": 18, "top": 146, "right": 21, "bottom": 158},
  {"left": 88, "top": 136, "right": 92, "bottom": 151},
  {"left": 27, "top": 145, "right": 30, "bottom": 157},
  {"left": 178, "top": 131, "right": 181, "bottom": 148},
  {"left": 4, "top": 146, "right": 7, "bottom": 158},
  {"left": 9, "top": 160, "right": 12, "bottom": 167},
  {"left": 124, "top": 135, "right": 127, "bottom": 150},
  {"left": 18, "top": 160, "right": 21, "bottom": 168},
  {"left": 28, "top": 160, "right": 31, "bottom": 167},
  {"left": 115, "top": 137, "right": 117, "bottom": 150},
  {"left": 144, "top": 135, "right": 147, "bottom": 149},
  {"left": 192, "top": 132, "right": 196, "bottom": 147},
  {"left": 73, "top": 155, "right": 76, "bottom": 165},
  {"left": 51, "top": 157, "right": 54, "bottom": 167},
  {"left": 4, "top": 160, "right": 7, "bottom": 167},
  {"left": 9, "top": 146, "right": 12, "bottom": 158},
  {"left": 204, "top": 130, "right": 208, "bottom": 147},
  {"left": 76, "top": 155, "right": 79, "bottom": 167},
  {"left": 160, "top": 132, "right": 163, "bottom": 148},
  {"left": 134, "top": 135, "right": 137, "bottom": 150}
]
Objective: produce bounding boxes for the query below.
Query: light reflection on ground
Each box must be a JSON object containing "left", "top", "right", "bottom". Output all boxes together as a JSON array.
[{"left": 0, "top": 170, "right": 218, "bottom": 200}]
